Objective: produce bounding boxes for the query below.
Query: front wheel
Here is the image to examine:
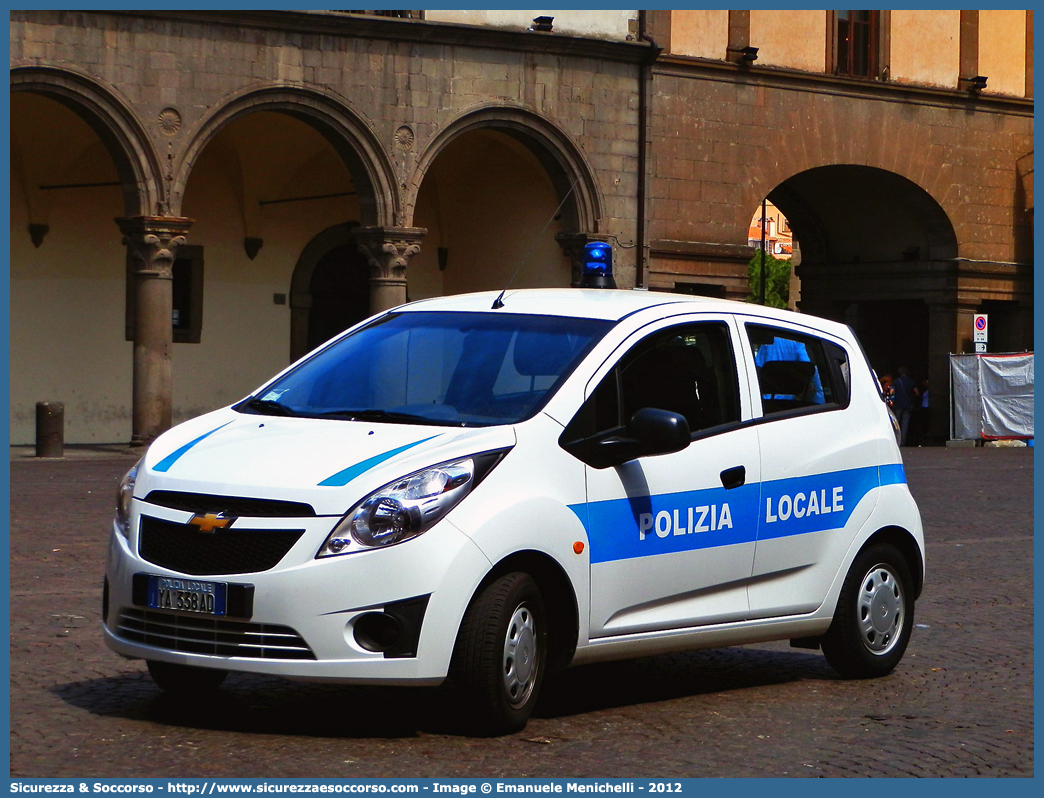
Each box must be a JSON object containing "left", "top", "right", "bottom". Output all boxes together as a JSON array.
[
  {"left": 450, "top": 572, "right": 547, "bottom": 735},
  {"left": 147, "top": 660, "right": 228, "bottom": 693},
  {"left": 822, "top": 543, "right": 914, "bottom": 678}
]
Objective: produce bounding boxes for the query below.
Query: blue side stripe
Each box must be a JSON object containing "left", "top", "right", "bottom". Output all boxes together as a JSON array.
[
  {"left": 578, "top": 482, "right": 761, "bottom": 565},
  {"left": 318, "top": 436, "right": 439, "bottom": 487},
  {"left": 880, "top": 463, "right": 907, "bottom": 486},
  {"left": 153, "top": 422, "right": 234, "bottom": 472},
  {"left": 755, "top": 466, "right": 878, "bottom": 542},
  {"left": 570, "top": 464, "right": 903, "bottom": 564}
]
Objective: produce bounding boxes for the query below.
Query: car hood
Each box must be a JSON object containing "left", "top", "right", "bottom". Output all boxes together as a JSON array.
[{"left": 135, "top": 408, "right": 516, "bottom": 516}]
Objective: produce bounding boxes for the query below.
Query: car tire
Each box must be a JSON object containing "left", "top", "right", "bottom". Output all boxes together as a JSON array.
[
  {"left": 451, "top": 572, "right": 547, "bottom": 735},
  {"left": 822, "top": 543, "right": 914, "bottom": 678},
  {"left": 146, "top": 660, "right": 228, "bottom": 693}
]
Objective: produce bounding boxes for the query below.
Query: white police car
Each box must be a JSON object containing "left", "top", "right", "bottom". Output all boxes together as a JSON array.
[{"left": 104, "top": 251, "right": 923, "bottom": 734}]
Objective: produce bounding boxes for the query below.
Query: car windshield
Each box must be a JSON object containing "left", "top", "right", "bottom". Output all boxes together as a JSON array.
[{"left": 237, "top": 311, "right": 613, "bottom": 426}]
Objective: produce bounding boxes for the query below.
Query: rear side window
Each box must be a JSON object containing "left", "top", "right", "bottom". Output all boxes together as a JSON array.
[{"left": 746, "top": 324, "right": 849, "bottom": 416}]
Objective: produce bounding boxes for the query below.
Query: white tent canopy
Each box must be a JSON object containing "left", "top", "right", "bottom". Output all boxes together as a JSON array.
[{"left": 950, "top": 353, "right": 1034, "bottom": 440}]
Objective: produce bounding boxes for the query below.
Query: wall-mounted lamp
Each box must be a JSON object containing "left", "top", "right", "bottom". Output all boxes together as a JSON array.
[
  {"left": 28, "top": 223, "right": 49, "bottom": 248},
  {"left": 530, "top": 16, "right": 553, "bottom": 32},
  {"left": 727, "top": 45, "right": 759, "bottom": 65},
  {"left": 244, "top": 237, "right": 264, "bottom": 260},
  {"left": 961, "top": 75, "right": 988, "bottom": 93}
]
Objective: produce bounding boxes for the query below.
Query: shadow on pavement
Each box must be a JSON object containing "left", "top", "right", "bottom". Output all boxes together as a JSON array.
[
  {"left": 52, "top": 646, "right": 836, "bottom": 738},
  {"left": 536, "top": 646, "right": 836, "bottom": 719}
]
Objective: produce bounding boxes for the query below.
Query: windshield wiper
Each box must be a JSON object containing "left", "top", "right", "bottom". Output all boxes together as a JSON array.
[
  {"left": 244, "top": 398, "right": 296, "bottom": 416},
  {"left": 316, "top": 408, "right": 437, "bottom": 425}
]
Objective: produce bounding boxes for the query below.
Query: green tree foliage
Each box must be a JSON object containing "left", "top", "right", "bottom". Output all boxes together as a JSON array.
[{"left": 747, "top": 251, "right": 791, "bottom": 309}]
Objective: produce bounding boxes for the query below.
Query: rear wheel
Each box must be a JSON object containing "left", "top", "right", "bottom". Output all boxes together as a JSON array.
[
  {"left": 146, "top": 660, "right": 228, "bottom": 693},
  {"left": 451, "top": 572, "right": 547, "bottom": 735},
  {"left": 822, "top": 543, "right": 914, "bottom": 678}
]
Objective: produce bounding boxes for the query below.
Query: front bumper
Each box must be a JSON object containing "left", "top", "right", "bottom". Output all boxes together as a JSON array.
[{"left": 103, "top": 505, "right": 493, "bottom": 685}]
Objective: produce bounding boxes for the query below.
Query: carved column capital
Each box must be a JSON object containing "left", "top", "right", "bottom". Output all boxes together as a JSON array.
[
  {"left": 353, "top": 226, "right": 427, "bottom": 314},
  {"left": 556, "top": 231, "right": 609, "bottom": 287},
  {"left": 354, "top": 226, "right": 427, "bottom": 281},
  {"left": 116, "top": 216, "right": 194, "bottom": 278}
]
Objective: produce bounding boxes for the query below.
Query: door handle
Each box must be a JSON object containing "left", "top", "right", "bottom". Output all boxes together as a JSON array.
[{"left": 720, "top": 466, "right": 746, "bottom": 490}]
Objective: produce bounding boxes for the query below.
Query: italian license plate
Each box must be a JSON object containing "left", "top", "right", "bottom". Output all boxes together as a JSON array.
[{"left": 147, "top": 575, "right": 227, "bottom": 616}]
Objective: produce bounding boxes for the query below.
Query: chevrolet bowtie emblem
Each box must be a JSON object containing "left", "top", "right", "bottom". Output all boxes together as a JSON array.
[{"left": 188, "top": 512, "right": 233, "bottom": 533}]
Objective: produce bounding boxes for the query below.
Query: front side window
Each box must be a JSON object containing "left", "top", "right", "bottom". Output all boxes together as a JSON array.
[
  {"left": 747, "top": 324, "right": 849, "bottom": 416},
  {"left": 565, "top": 322, "right": 742, "bottom": 441},
  {"left": 238, "top": 311, "right": 611, "bottom": 427}
]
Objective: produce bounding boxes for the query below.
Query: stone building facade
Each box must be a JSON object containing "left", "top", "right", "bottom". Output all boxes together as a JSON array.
[
  {"left": 9, "top": 10, "right": 1034, "bottom": 444},
  {"left": 642, "top": 11, "right": 1033, "bottom": 438}
]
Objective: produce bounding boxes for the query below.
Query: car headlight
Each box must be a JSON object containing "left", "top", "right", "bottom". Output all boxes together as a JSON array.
[
  {"left": 115, "top": 457, "right": 143, "bottom": 538},
  {"left": 317, "top": 450, "right": 508, "bottom": 557}
]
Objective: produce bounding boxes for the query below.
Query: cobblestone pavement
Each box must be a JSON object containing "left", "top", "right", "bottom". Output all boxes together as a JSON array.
[{"left": 9, "top": 447, "right": 1033, "bottom": 777}]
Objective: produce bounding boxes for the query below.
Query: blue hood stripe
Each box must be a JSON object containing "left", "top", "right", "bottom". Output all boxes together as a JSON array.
[
  {"left": 153, "top": 421, "right": 234, "bottom": 473},
  {"left": 318, "top": 436, "right": 440, "bottom": 487}
]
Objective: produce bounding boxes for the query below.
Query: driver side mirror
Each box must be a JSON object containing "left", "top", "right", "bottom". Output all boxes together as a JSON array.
[
  {"left": 559, "top": 407, "right": 691, "bottom": 469},
  {"left": 628, "top": 407, "right": 692, "bottom": 458}
]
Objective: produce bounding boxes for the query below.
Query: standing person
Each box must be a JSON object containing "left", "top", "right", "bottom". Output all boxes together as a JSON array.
[
  {"left": 879, "top": 372, "right": 895, "bottom": 408},
  {"left": 891, "top": 366, "right": 919, "bottom": 446}
]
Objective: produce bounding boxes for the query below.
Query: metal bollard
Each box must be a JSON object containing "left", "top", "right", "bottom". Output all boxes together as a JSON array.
[{"left": 35, "top": 402, "right": 64, "bottom": 458}]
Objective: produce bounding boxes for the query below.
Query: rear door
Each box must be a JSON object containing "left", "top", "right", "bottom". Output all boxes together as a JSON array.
[
  {"left": 562, "top": 316, "right": 762, "bottom": 638},
  {"left": 737, "top": 319, "right": 882, "bottom": 619}
]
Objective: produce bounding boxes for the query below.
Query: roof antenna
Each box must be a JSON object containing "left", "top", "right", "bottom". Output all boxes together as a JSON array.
[{"left": 492, "top": 175, "right": 582, "bottom": 309}]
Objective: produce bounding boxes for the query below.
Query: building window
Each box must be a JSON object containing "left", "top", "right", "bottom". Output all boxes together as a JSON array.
[
  {"left": 833, "top": 10, "right": 881, "bottom": 79},
  {"left": 125, "top": 245, "right": 204, "bottom": 344}
]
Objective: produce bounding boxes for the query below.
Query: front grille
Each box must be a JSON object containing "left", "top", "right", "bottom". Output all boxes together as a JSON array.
[
  {"left": 139, "top": 516, "right": 304, "bottom": 575},
  {"left": 144, "top": 490, "right": 316, "bottom": 517},
  {"left": 116, "top": 608, "right": 315, "bottom": 659}
]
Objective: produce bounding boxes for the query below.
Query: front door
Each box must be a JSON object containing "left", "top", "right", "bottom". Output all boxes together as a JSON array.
[{"left": 571, "top": 317, "right": 763, "bottom": 638}]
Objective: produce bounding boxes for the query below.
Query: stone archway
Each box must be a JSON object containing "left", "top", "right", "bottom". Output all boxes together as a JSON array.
[
  {"left": 177, "top": 85, "right": 425, "bottom": 318},
  {"left": 771, "top": 165, "right": 958, "bottom": 269},
  {"left": 407, "top": 104, "right": 604, "bottom": 235},
  {"left": 404, "top": 105, "right": 606, "bottom": 295},
  {"left": 765, "top": 164, "right": 963, "bottom": 439},
  {"left": 173, "top": 84, "right": 398, "bottom": 227},
  {"left": 11, "top": 66, "right": 161, "bottom": 216}
]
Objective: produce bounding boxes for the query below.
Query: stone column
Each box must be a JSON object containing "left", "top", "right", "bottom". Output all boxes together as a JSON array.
[
  {"left": 555, "top": 231, "right": 609, "bottom": 287},
  {"left": 116, "top": 216, "right": 193, "bottom": 447},
  {"left": 926, "top": 299, "right": 980, "bottom": 441},
  {"left": 354, "top": 227, "right": 427, "bottom": 314}
]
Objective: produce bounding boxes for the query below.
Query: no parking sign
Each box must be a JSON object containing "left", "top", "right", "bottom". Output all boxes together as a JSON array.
[{"left": 974, "top": 313, "right": 988, "bottom": 353}]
